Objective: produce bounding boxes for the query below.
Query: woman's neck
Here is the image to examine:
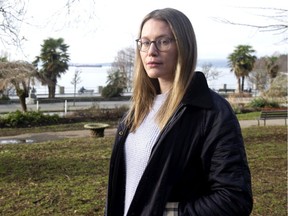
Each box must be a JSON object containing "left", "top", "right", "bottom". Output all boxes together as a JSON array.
[{"left": 158, "top": 79, "right": 173, "bottom": 94}]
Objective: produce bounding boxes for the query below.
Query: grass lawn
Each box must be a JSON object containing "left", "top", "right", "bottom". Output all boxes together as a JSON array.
[
  {"left": 0, "top": 126, "right": 287, "bottom": 215},
  {"left": 236, "top": 111, "right": 261, "bottom": 120}
]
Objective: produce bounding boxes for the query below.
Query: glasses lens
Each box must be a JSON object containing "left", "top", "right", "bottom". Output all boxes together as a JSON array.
[
  {"left": 136, "top": 40, "right": 142, "bottom": 51},
  {"left": 140, "top": 39, "right": 150, "bottom": 52},
  {"left": 156, "top": 38, "right": 171, "bottom": 51},
  {"left": 136, "top": 37, "right": 174, "bottom": 52}
]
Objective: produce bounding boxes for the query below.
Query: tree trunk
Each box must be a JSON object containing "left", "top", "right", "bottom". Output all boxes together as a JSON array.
[
  {"left": 73, "top": 84, "right": 76, "bottom": 106},
  {"left": 48, "top": 83, "right": 56, "bottom": 98},
  {"left": 241, "top": 76, "right": 245, "bottom": 92},
  {"left": 237, "top": 77, "right": 241, "bottom": 93},
  {"left": 19, "top": 93, "right": 27, "bottom": 112}
]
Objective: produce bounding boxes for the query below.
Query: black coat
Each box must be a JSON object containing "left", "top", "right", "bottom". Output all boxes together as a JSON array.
[{"left": 105, "top": 72, "right": 253, "bottom": 216}]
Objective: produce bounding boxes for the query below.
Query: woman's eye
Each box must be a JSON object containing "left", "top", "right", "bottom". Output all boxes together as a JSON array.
[{"left": 141, "top": 41, "right": 150, "bottom": 46}]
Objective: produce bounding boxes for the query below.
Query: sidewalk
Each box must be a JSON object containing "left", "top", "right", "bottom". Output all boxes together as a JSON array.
[
  {"left": 0, "top": 128, "right": 117, "bottom": 144},
  {"left": 239, "top": 119, "right": 286, "bottom": 127},
  {"left": 0, "top": 119, "right": 286, "bottom": 144}
]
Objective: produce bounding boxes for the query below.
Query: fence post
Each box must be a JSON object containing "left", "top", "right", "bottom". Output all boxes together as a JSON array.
[{"left": 64, "top": 100, "right": 68, "bottom": 116}]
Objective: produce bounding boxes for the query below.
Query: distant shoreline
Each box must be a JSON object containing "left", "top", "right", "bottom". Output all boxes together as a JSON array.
[
  {"left": 31, "top": 59, "right": 237, "bottom": 95},
  {"left": 67, "top": 59, "right": 229, "bottom": 68}
]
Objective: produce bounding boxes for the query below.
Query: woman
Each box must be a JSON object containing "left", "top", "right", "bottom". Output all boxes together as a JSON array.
[{"left": 105, "top": 8, "right": 253, "bottom": 216}]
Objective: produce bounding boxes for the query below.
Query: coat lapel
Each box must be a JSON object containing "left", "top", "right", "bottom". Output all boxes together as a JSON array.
[{"left": 182, "top": 71, "right": 213, "bottom": 109}]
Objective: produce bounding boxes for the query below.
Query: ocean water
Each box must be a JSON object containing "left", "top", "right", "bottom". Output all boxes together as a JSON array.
[
  {"left": 34, "top": 66, "right": 109, "bottom": 95},
  {"left": 33, "top": 59, "right": 243, "bottom": 95}
]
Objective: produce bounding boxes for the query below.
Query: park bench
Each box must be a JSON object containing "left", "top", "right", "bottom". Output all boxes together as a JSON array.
[
  {"left": 218, "top": 88, "right": 235, "bottom": 93},
  {"left": 79, "top": 89, "right": 94, "bottom": 95},
  {"left": 257, "top": 109, "right": 288, "bottom": 126},
  {"left": 84, "top": 123, "right": 110, "bottom": 138},
  {"left": 78, "top": 87, "right": 94, "bottom": 95}
]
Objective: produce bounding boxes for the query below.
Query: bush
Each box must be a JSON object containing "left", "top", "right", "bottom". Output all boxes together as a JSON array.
[
  {"left": 264, "top": 74, "right": 288, "bottom": 97},
  {"left": 231, "top": 104, "right": 256, "bottom": 114},
  {"left": 0, "top": 110, "right": 60, "bottom": 128},
  {"left": 72, "top": 105, "right": 128, "bottom": 121},
  {"left": 101, "top": 85, "right": 123, "bottom": 98},
  {"left": 248, "top": 97, "right": 280, "bottom": 109},
  {"left": 0, "top": 94, "right": 10, "bottom": 101}
]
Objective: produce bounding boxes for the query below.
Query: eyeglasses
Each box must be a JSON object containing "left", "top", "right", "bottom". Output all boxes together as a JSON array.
[{"left": 136, "top": 37, "right": 175, "bottom": 52}]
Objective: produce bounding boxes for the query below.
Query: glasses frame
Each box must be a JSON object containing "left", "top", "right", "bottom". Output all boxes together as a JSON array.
[{"left": 135, "top": 37, "right": 175, "bottom": 52}]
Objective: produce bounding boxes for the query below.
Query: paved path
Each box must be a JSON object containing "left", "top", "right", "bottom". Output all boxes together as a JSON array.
[
  {"left": 0, "top": 128, "right": 117, "bottom": 144},
  {"left": 0, "top": 119, "right": 286, "bottom": 144},
  {"left": 239, "top": 119, "right": 286, "bottom": 127}
]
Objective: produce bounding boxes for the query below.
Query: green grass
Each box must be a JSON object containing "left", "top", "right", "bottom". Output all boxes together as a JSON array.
[
  {"left": 0, "top": 137, "right": 113, "bottom": 215},
  {"left": 236, "top": 111, "right": 260, "bottom": 120},
  {"left": 0, "top": 126, "right": 287, "bottom": 215},
  {"left": 243, "top": 126, "right": 287, "bottom": 216}
]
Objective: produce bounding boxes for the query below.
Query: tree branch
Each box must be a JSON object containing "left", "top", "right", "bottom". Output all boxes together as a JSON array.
[{"left": 212, "top": 7, "right": 288, "bottom": 42}]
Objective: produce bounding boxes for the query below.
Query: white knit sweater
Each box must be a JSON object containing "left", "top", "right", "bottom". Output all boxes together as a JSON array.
[{"left": 124, "top": 93, "right": 167, "bottom": 215}]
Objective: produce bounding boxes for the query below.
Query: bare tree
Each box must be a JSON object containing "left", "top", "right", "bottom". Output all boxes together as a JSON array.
[
  {"left": 214, "top": 8, "right": 287, "bottom": 42},
  {"left": 0, "top": 60, "right": 37, "bottom": 112},
  {"left": 0, "top": 0, "right": 96, "bottom": 48},
  {"left": 248, "top": 54, "right": 287, "bottom": 95},
  {"left": 0, "top": 0, "right": 27, "bottom": 47},
  {"left": 248, "top": 69, "right": 269, "bottom": 93},
  {"left": 71, "top": 68, "right": 82, "bottom": 105},
  {"left": 201, "top": 62, "right": 220, "bottom": 81},
  {"left": 110, "top": 47, "right": 135, "bottom": 92}
]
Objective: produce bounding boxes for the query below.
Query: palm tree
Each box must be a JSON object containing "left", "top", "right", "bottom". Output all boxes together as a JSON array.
[
  {"left": 265, "top": 56, "right": 279, "bottom": 84},
  {"left": 33, "top": 38, "right": 70, "bottom": 98},
  {"left": 0, "top": 61, "right": 37, "bottom": 112},
  {"left": 228, "top": 45, "right": 257, "bottom": 93},
  {"left": 101, "top": 69, "right": 127, "bottom": 98}
]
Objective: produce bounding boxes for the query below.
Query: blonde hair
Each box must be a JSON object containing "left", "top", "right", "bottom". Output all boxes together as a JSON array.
[{"left": 125, "top": 8, "right": 197, "bottom": 131}]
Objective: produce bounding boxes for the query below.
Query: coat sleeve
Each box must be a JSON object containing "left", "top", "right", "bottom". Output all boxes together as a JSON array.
[{"left": 178, "top": 105, "right": 253, "bottom": 216}]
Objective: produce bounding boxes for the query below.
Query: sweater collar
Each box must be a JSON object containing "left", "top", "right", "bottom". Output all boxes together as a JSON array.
[{"left": 181, "top": 71, "right": 213, "bottom": 109}]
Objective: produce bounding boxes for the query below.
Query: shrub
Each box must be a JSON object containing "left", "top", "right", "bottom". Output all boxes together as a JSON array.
[
  {"left": 231, "top": 104, "right": 256, "bottom": 114},
  {"left": 264, "top": 74, "right": 288, "bottom": 97},
  {"left": 101, "top": 85, "right": 123, "bottom": 98},
  {"left": 72, "top": 105, "right": 128, "bottom": 121},
  {"left": 0, "top": 94, "right": 10, "bottom": 101},
  {"left": 248, "top": 97, "right": 280, "bottom": 109},
  {"left": 0, "top": 110, "right": 60, "bottom": 128}
]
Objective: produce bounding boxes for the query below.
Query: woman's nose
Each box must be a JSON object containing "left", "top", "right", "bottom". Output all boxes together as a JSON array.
[{"left": 147, "top": 42, "right": 158, "bottom": 56}]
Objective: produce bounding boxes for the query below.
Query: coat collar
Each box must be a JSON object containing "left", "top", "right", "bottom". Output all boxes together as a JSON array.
[{"left": 181, "top": 71, "right": 213, "bottom": 109}]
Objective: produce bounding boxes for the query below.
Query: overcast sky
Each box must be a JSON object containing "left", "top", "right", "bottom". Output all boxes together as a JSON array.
[{"left": 4, "top": 0, "right": 288, "bottom": 64}]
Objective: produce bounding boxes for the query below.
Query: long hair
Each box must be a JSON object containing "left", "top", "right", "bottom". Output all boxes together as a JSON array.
[{"left": 125, "top": 8, "right": 197, "bottom": 131}]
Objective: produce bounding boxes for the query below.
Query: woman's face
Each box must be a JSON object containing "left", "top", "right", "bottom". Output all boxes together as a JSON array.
[{"left": 139, "top": 19, "right": 178, "bottom": 93}]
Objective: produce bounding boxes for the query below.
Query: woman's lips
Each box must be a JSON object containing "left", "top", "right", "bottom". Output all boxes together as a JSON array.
[{"left": 147, "top": 61, "right": 161, "bottom": 68}]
